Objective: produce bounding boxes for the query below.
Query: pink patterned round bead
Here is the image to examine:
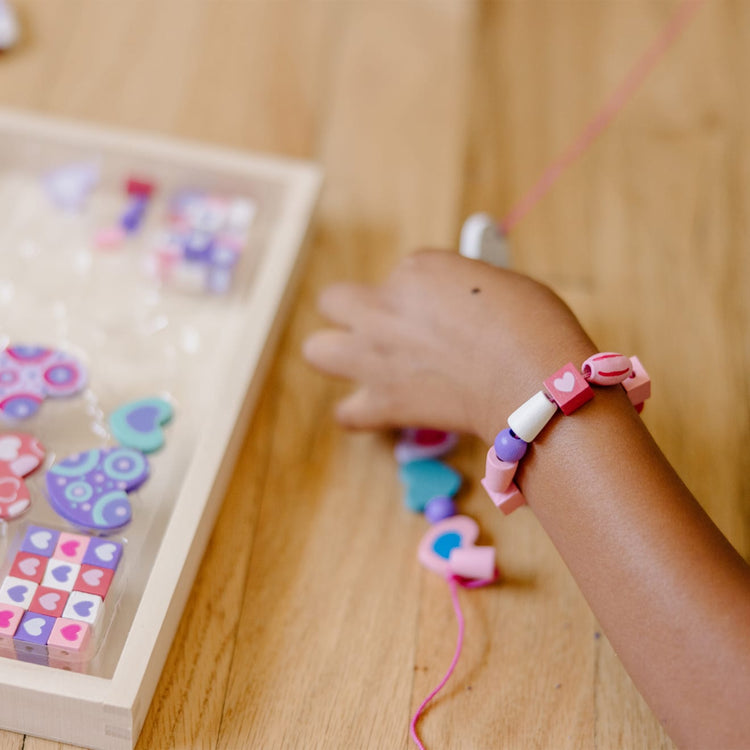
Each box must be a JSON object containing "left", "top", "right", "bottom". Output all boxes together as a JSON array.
[{"left": 581, "top": 352, "right": 633, "bottom": 386}]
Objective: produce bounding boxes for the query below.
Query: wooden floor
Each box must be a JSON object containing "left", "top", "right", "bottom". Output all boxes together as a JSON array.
[{"left": 0, "top": 0, "right": 747, "bottom": 747}]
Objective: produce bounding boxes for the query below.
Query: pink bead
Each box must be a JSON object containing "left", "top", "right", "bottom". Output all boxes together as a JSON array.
[
  {"left": 543, "top": 363, "right": 593, "bottom": 416},
  {"left": 0, "top": 603, "right": 24, "bottom": 637},
  {"left": 483, "top": 446, "right": 517, "bottom": 493},
  {"left": 581, "top": 352, "right": 633, "bottom": 385},
  {"left": 47, "top": 617, "right": 91, "bottom": 652},
  {"left": 480, "top": 479, "right": 526, "bottom": 515},
  {"left": 94, "top": 225, "right": 126, "bottom": 250},
  {"left": 54, "top": 533, "right": 90, "bottom": 564},
  {"left": 622, "top": 356, "right": 651, "bottom": 406},
  {"left": 448, "top": 546, "right": 496, "bottom": 581}
]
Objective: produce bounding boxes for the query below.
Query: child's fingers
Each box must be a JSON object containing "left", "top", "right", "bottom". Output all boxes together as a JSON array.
[
  {"left": 334, "top": 386, "right": 394, "bottom": 430},
  {"left": 317, "top": 282, "right": 384, "bottom": 329},
  {"left": 302, "top": 329, "right": 376, "bottom": 381}
]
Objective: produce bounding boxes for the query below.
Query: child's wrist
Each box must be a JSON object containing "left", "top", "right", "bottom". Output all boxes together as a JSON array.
[{"left": 478, "top": 352, "right": 651, "bottom": 515}]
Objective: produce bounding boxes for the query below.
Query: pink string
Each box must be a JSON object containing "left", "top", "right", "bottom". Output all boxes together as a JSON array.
[
  {"left": 498, "top": 0, "right": 706, "bottom": 236},
  {"left": 410, "top": 572, "right": 498, "bottom": 749}
]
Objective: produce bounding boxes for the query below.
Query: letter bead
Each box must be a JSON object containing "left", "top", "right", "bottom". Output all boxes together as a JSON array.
[
  {"left": 483, "top": 447, "right": 517, "bottom": 493},
  {"left": 543, "top": 363, "right": 593, "bottom": 416},
  {"left": 581, "top": 352, "right": 633, "bottom": 385},
  {"left": 622, "top": 356, "right": 651, "bottom": 406},
  {"left": 507, "top": 391, "right": 557, "bottom": 443}
]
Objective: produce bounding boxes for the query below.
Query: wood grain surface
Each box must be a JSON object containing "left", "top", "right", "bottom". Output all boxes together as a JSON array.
[{"left": 0, "top": 1, "right": 747, "bottom": 748}]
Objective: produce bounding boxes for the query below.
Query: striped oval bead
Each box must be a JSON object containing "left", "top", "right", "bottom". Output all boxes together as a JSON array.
[{"left": 581, "top": 352, "right": 633, "bottom": 386}]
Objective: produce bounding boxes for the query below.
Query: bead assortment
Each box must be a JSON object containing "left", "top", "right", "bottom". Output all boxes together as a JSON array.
[
  {"left": 0, "top": 525, "right": 123, "bottom": 667},
  {"left": 395, "top": 428, "right": 497, "bottom": 582},
  {"left": 398, "top": 429, "right": 498, "bottom": 749},
  {"left": 45, "top": 165, "right": 257, "bottom": 296},
  {"left": 0, "top": 433, "right": 44, "bottom": 521},
  {"left": 482, "top": 353, "right": 650, "bottom": 514},
  {"left": 147, "top": 190, "right": 256, "bottom": 295},
  {"left": 0, "top": 344, "right": 87, "bottom": 421}
]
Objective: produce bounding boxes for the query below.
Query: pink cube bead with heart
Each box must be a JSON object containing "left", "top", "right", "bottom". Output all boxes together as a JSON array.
[
  {"left": 54, "top": 533, "right": 90, "bottom": 564},
  {"left": 29, "top": 586, "right": 68, "bottom": 618},
  {"left": 544, "top": 363, "right": 593, "bottom": 416},
  {"left": 9, "top": 552, "right": 46, "bottom": 583},
  {"left": 483, "top": 446, "right": 517, "bottom": 493},
  {"left": 0, "top": 603, "right": 24, "bottom": 637},
  {"left": 74, "top": 565, "right": 114, "bottom": 598},
  {"left": 47, "top": 617, "right": 91, "bottom": 652},
  {"left": 622, "top": 356, "right": 651, "bottom": 406},
  {"left": 481, "top": 480, "right": 526, "bottom": 515}
]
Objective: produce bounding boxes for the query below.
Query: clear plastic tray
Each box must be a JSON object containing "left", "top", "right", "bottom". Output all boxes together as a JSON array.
[{"left": 0, "top": 108, "right": 320, "bottom": 748}]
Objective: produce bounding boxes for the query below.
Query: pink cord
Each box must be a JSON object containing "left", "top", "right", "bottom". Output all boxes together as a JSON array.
[
  {"left": 498, "top": 0, "right": 706, "bottom": 236},
  {"left": 410, "top": 572, "right": 498, "bottom": 749}
]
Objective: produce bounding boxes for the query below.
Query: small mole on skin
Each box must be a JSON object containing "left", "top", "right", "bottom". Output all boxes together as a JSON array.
[{"left": 471, "top": 287, "right": 481, "bottom": 294}]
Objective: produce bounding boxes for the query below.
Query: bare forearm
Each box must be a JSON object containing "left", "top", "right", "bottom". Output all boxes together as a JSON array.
[{"left": 504, "top": 385, "right": 750, "bottom": 750}]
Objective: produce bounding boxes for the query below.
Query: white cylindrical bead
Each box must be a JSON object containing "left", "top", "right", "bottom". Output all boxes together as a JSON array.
[{"left": 507, "top": 390, "right": 557, "bottom": 443}]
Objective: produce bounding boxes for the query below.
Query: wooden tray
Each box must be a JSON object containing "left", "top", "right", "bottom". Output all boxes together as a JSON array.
[{"left": 0, "top": 108, "right": 321, "bottom": 748}]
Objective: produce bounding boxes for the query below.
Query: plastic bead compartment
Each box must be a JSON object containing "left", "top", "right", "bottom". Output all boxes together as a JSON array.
[{"left": 0, "top": 118, "right": 280, "bottom": 677}]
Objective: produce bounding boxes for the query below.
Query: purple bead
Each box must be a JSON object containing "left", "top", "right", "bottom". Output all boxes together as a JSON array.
[
  {"left": 120, "top": 195, "right": 149, "bottom": 233},
  {"left": 493, "top": 429, "right": 528, "bottom": 462},
  {"left": 424, "top": 496, "right": 456, "bottom": 523},
  {"left": 14, "top": 612, "right": 55, "bottom": 646}
]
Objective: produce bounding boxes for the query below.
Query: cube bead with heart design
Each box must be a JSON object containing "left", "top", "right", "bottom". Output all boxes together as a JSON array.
[
  {"left": 543, "top": 363, "right": 593, "bottom": 416},
  {"left": 9, "top": 552, "right": 46, "bottom": 583},
  {"left": 47, "top": 617, "right": 91, "bottom": 652},
  {"left": 74, "top": 565, "right": 114, "bottom": 599},
  {"left": 0, "top": 524, "right": 123, "bottom": 665},
  {"left": 29, "top": 587, "right": 69, "bottom": 618}
]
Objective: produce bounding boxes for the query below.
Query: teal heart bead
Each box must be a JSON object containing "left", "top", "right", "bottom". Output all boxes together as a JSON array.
[
  {"left": 109, "top": 397, "right": 173, "bottom": 453},
  {"left": 398, "top": 458, "right": 461, "bottom": 513}
]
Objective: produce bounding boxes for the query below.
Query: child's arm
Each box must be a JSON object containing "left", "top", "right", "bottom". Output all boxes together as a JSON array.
[{"left": 303, "top": 249, "right": 750, "bottom": 750}]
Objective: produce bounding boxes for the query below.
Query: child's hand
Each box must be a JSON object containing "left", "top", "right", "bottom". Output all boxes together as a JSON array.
[{"left": 303, "top": 249, "right": 596, "bottom": 441}]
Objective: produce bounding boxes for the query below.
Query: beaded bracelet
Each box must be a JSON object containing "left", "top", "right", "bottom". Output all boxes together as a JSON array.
[{"left": 482, "top": 352, "right": 651, "bottom": 514}]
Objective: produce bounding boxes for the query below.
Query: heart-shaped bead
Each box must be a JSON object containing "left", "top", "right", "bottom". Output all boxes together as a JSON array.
[
  {"left": 0, "top": 432, "right": 45, "bottom": 520},
  {"left": 398, "top": 459, "right": 461, "bottom": 513},
  {"left": 394, "top": 429, "right": 458, "bottom": 464},
  {"left": 109, "top": 397, "right": 173, "bottom": 454},
  {"left": 46, "top": 447, "right": 149, "bottom": 532},
  {"left": 417, "top": 516, "right": 479, "bottom": 577}
]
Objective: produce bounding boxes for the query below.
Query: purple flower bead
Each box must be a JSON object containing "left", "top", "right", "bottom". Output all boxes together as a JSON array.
[
  {"left": 424, "top": 496, "right": 457, "bottom": 523},
  {"left": 494, "top": 428, "right": 528, "bottom": 462}
]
